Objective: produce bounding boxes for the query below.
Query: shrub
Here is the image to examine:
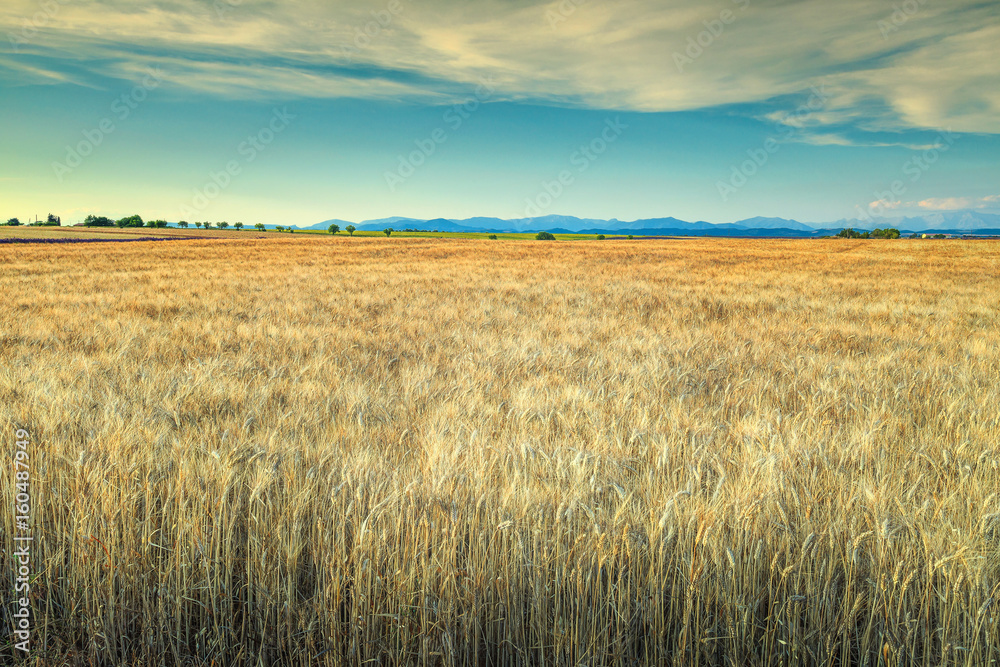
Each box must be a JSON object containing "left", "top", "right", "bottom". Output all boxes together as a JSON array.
[
  {"left": 596, "top": 234, "right": 606, "bottom": 240},
  {"left": 628, "top": 235, "right": 634, "bottom": 240},
  {"left": 83, "top": 215, "right": 114, "bottom": 227},
  {"left": 5, "top": 218, "right": 21, "bottom": 226},
  {"left": 488, "top": 234, "right": 498, "bottom": 240},
  {"left": 536, "top": 231, "right": 556, "bottom": 240},
  {"left": 117, "top": 215, "right": 144, "bottom": 228}
]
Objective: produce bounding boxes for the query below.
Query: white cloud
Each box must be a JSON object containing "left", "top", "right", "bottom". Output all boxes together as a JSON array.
[
  {"left": 917, "top": 196, "right": 1000, "bottom": 210},
  {"left": 1, "top": 0, "right": 998, "bottom": 133}
]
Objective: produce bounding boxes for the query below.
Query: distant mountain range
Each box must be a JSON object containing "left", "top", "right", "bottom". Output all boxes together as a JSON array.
[{"left": 298, "top": 210, "right": 1000, "bottom": 237}]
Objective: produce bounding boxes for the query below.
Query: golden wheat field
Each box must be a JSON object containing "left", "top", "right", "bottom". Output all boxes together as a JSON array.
[{"left": 1, "top": 236, "right": 999, "bottom": 666}]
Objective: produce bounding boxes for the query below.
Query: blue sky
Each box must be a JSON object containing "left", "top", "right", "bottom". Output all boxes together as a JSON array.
[{"left": 1, "top": 0, "right": 998, "bottom": 225}]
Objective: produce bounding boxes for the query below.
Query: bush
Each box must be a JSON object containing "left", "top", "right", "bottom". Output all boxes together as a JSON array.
[
  {"left": 5, "top": 218, "right": 21, "bottom": 226},
  {"left": 628, "top": 235, "right": 634, "bottom": 240},
  {"left": 83, "top": 215, "right": 114, "bottom": 227},
  {"left": 596, "top": 234, "right": 606, "bottom": 240},
  {"left": 488, "top": 234, "right": 498, "bottom": 240},
  {"left": 536, "top": 231, "right": 556, "bottom": 240},
  {"left": 117, "top": 214, "right": 144, "bottom": 228}
]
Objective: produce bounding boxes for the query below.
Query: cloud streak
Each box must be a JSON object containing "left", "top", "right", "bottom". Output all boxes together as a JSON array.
[{"left": 1, "top": 0, "right": 998, "bottom": 136}]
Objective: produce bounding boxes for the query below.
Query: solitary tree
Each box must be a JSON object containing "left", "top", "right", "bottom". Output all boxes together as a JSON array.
[
  {"left": 346, "top": 225, "right": 356, "bottom": 236},
  {"left": 234, "top": 222, "right": 244, "bottom": 231},
  {"left": 329, "top": 224, "right": 340, "bottom": 234},
  {"left": 218, "top": 221, "right": 230, "bottom": 230},
  {"left": 536, "top": 231, "right": 556, "bottom": 240},
  {"left": 383, "top": 228, "right": 393, "bottom": 237},
  {"left": 195, "top": 222, "right": 202, "bottom": 228},
  {"left": 178, "top": 220, "right": 189, "bottom": 228},
  {"left": 255, "top": 223, "right": 266, "bottom": 231},
  {"left": 596, "top": 234, "right": 606, "bottom": 240}
]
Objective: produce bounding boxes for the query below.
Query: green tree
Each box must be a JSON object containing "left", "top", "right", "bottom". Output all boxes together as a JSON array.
[
  {"left": 177, "top": 220, "right": 189, "bottom": 229},
  {"left": 596, "top": 234, "right": 606, "bottom": 240},
  {"left": 536, "top": 231, "right": 556, "bottom": 240},
  {"left": 234, "top": 222, "right": 244, "bottom": 231},
  {"left": 328, "top": 224, "right": 340, "bottom": 235},
  {"left": 488, "top": 234, "right": 498, "bottom": 240},
  {"left": 46, "top": 213, "right": 61, "bottom": 225},
  {"left": 346, "top": 225, "right": 356, "bottom": 236},
  {"left": 83, "top": 215, "right": 114, "bottom": 227},
  {"left": 195, "top": 222, "right": 202, "bottom": 228},
  {"left": 5, "top": 217, "right": 21, "bottom": 226},
  {"left": 117, "top": 214, "right": 143, "bottom": 228},
  {"left": 218, "top": 221, "right": 229, "bottom": 230},
  {"left": 203, "top": 221, "right": 213, "bottom": 230},
  {"left": 383, "top": 228, "right": 393, "bottom": 237},
  {"left": 255, "top": 223, "right": 265, "bottom": 231},
  {"left": 275, "top": 225, "right": 284, "bottom": 232},
  {"left": 628, "top": 235, "right": 634, "bottom": 239}
]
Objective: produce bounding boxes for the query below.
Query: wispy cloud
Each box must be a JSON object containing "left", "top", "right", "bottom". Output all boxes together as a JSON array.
[
  {"left": 917, "top": 195, "right": 1000, "bottom": 210},
  {"left": 1, "top": 0, "right": 998, "bottom": 135}
]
